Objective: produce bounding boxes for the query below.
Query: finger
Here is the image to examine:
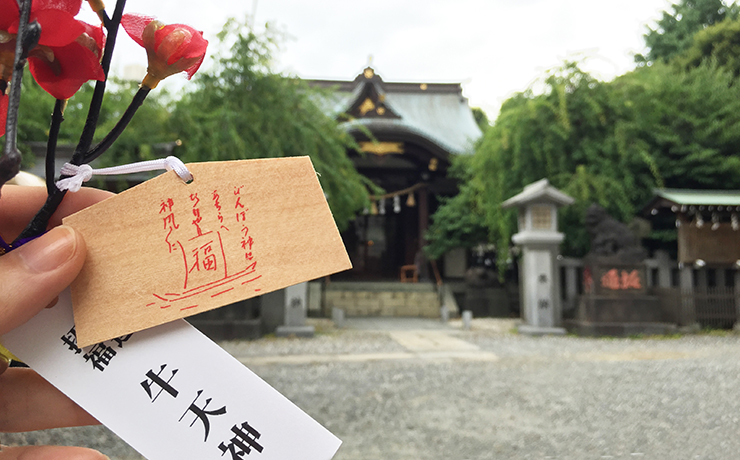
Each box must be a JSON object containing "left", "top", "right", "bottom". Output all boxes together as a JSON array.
[
  {"left": 0, "top": 185, "right": 113, "bottom": 239},
  {"left": 0, "top": 445, "right": 109, "bottom": 460},
  {"left": 0, "top": 368, "right": 98, "bottom": 432},
  {"left": 0, "top": 225, "right": 85, "bottom": 336},
  {"left": 49, "top": 187, "right": 114, "bottom": 228},
  {"left": 0, "top": 185, "right": 47, "bottom": 240}
]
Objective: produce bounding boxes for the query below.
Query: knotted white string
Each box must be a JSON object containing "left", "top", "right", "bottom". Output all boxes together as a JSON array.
[{"left": 55, "top": 156, "right": 193, "bottom": 192}]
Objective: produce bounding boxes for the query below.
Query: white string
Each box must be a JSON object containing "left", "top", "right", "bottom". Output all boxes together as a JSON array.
[{"left": 55, "top": 156, "right": 193, "bottom": 192}]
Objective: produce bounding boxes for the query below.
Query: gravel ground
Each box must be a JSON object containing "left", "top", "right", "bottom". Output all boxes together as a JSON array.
[{"left": 4, "top": 318, "right": 740, "bottom": 459}]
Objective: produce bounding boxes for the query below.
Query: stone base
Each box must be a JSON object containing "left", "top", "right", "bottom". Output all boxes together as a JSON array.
[
  {"left": 275, "top": 325, "right": 315, "bottom": 338},
  {"left": 578, "top": 295, "right": 663, "bottom": 323},
  {"left": 323, "top": 282, "right": 440, "bottom": 317},
  {"left": 565, "top": 320, "right": 677, "bottom": 337},
  {"left": 517, "top": 324, "right": 567, "bottom": 336},
  {"left": 465, "top": 287, "right": 512, "bottom": 317}
]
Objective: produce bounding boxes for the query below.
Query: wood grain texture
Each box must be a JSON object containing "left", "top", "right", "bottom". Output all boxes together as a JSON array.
[{"left": 64, "top": 157, "right": 351, "bottom": 347}]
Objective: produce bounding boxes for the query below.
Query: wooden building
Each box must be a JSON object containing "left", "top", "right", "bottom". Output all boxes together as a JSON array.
[
  {"left": 307, "top": 67, "right": 482, "bottom": 281},
  {"left": 643, "top": 188, "right": 740, "bottom": 267}
]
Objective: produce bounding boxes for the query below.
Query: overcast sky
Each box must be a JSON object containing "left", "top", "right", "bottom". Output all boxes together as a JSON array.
[{"left": 83, "top": 0, "right": 678, "bottom": 117}]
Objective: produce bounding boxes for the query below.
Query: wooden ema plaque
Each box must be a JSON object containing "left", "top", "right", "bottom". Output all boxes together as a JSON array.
[{"left": 64, "top": 157, "right": 351, "bottom": 347}]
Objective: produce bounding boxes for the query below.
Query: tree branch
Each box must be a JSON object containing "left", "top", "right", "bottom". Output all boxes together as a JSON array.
[
  {"left": 83, "top": 86, "right": 150, "bottom": 164},
  {"left": 72, "top": 0, "right": 126, "bottom": 163},
  {"left": 0, "top": 0, "right": 39, "bottom": 197},
  {"left": 13, "top": 0, "right": 128, "bottom": 245},
  {"left": 45, "top": 99, "right": 66, "bottom": 194}
]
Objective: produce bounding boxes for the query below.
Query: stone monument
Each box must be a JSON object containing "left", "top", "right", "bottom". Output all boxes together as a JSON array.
[
  {"left": 502, "top": 179, "right": 574, "bottom": 335},
  {"left": 568, "top": 204, "right": 676, "bottom": 336},
  {"left": 262, "top": 282, "right": 315, "bottom": 338}
]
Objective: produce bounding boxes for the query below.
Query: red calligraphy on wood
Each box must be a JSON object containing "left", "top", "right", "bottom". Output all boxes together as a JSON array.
[{"left": 150, "top": 186, "right": 258, "bottom": 311}]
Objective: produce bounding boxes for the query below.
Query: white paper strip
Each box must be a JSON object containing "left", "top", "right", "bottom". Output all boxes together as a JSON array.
[{"left": 1, "top": 290, "right": 341, "bottom": 460}]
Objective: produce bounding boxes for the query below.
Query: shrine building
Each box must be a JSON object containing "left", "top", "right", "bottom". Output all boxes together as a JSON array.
[{"left": 307, "top": 67, "right": 482, "bottom": 281}]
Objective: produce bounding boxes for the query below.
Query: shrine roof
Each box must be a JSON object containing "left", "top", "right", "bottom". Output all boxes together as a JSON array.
[
  {"left": 648, "top": 188, "right": 740, "bottom": 209},
  {"left": 307, "top": 67, "right": 482, "bottom": 156}
]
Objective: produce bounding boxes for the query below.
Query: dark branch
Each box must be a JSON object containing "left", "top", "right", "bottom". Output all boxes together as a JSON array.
[
  {"left": 83, "top": 87, "right": 150, "bottom": 163},
  {"left": 72, "top": 0, "right": 127, "bottom": 163},
  {"left": 100, "top": 9, "right": 112, "bottom": 29},
  {"left": 0, "top": 0, "right": 38, "bottom": 196},
  {"left": 13, "top": 0, "right": 128, "bottom": 245},
  {"left": 45, "top": 100, "right": 65, "bottom": 194}
]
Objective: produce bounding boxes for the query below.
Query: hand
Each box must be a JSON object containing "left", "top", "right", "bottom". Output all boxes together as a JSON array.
[{"left": 0, "top": 184, "right": 113, "bottom": 460}]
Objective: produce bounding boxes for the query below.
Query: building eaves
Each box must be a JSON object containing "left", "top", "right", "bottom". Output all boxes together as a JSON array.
[{"left": 653, "top": 188, "right": 740, "bottom": 207}]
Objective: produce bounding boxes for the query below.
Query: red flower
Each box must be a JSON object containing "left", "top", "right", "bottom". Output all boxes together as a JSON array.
[
  {"left": 0, "top": 0, "right": 105, "bottom": 136},
  {"left": 28, "top": 21, "right": 105, "bottom": 100},
  {"left": 121, "top": 13, "right": 208, "bottom": 89},
  {"left": 0, "top": 38, "right": 12, "bottom": 138},
  {"left": 0, "top": 0, "right": 85, "bottom": 48},
  {"left": 0, "top": 92, "right": 7, "bottom": 139}
]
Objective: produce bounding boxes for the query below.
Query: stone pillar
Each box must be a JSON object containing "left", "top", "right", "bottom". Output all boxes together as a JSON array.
[
  {"left": 680, "top": 265, "right": 696, "bottom": 327},
  {"left": 263, "top": 283, "right": 315, "bottom": 338},
  {"left": 501, "top": 179, "right": 574, "bottom": 336},
  {"left": 516, "top": 238, "right": 565, "bottom": 333},
  {"left": 654, "top": 250, "right": 673, "bottom": 288}
]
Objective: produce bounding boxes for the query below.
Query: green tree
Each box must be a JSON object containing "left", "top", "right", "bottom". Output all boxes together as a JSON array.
[
  {"left": 471, "top": 107, "right": 490, "bottom": 133},
  {"left": 429, "top": 60, "right": 740, "bottom": 270},
  {"left": 16, "top": 73, "right": 174, "bottom": 173},
  {"left": 16, "top": 73, "right": 56, "bottom": 167},
  {"left": 636, "top": 0, "right": 737, "bottom": 64},
  {"left": 610, "top": 61, "right": 740, "bottom": 190},
  {"left": 677, "top": 16, "right": 740, "bottom": 76},
  {"left": 170, "top": 19, "right": 370, "bottom": 230},
  {"left": 468, "top": 63, "right": 647, "bottom": 262},
  {"left": 90, "top": 80, "right": 177, "bottom": 169},
  {"left": 424, "top": 155, "right": 487, "bottom": 260}
]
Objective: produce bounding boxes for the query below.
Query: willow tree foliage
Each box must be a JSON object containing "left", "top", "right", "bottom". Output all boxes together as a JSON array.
[
  {"left": 468, "top": 63, "right": 647, "bottom": 259},
  {"left": 169, "top": 19, "right": 370, "bottom": 231},
  {"left": 428, "top": 59, "right": 740, "bottom": 266},
  {"left": 424, "top": 155, "right": 487, "bottom": 260}
]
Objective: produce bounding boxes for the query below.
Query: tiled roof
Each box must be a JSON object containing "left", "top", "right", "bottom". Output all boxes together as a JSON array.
[{"left": 307, "top": 68, "right": 482, "bottom": 156}]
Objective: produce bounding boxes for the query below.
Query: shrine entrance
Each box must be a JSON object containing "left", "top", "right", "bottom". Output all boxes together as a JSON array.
[
  {"left": 307, "top": 66, "right": 481, "bottom": 282},
  {"left": 342, "top": 201, "right": 421, "bottom": 280}
]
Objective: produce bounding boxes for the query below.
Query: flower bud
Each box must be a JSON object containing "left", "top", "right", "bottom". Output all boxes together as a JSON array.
[{"left": 121, "top": 14, "right": 208, "bottom": 89}]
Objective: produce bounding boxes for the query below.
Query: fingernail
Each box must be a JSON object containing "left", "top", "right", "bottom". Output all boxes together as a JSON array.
[{"left": 18, "top": 226, "right": 78, "bottom": 273}]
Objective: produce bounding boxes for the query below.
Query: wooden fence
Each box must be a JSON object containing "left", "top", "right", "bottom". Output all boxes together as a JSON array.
[{"left": 691, "top": 286, "right": 738, "bottom": 329}]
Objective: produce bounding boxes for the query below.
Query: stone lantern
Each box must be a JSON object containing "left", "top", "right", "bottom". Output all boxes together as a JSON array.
[{"left": 502, "top": 179, "right": 574, "bottom": 335}]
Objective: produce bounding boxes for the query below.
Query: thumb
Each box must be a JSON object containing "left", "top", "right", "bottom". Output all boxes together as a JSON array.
[
  {"left": 0, "top": 226, "right": 86, "bottom": 336},
  {"left": 0, "top": 445, "right": 109, "bottom": 459}
]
